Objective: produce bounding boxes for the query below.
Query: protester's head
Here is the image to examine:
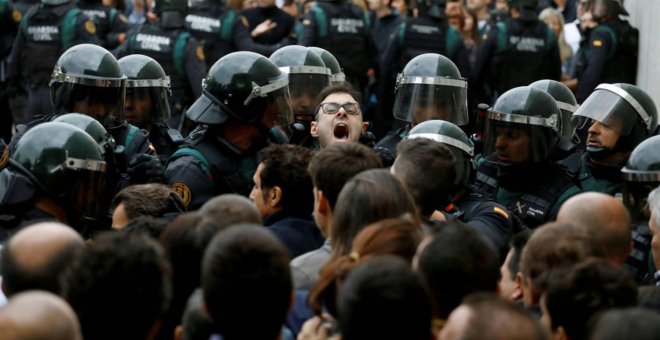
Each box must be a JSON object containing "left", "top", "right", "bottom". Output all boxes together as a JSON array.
[
  {"left": 337, "top": 255, "right": 433, "bottom": 340},
  {"left": 63, "top": 232, "right": 172, "bottom": 340},
  {"left": 311, "top": 83, "right": 369, "bottom": 148},
  {"left": 440, "top": 293, "right": 547, "bottom": 340},
  {"left": 1, "top": 222, "right": 84, "bottom": 297},
  {"left": 557, "top": 192, "right": 632, "bottom": 264},
  {"left": 499, "top": 230, "right": 532, "bottom": 301},
  {"left": 111, "top": 183, "right": 185, "bottom": 229},
  {"left": 393, "top": 138, "right": 457, "bottom": 217},
  {"left": 417, "top": 221, "right": 500, "bottom": 319},
  {"left": 174, "top": 288, "right": 214, "bottom": 340},
  {"left": 542, "top": 258, "right": 637, "bottom": 340},
  {"left": 198, "top": 194, "right": 262, "bottom": 230},
  {"left": 588, "top": 307, "right": 660, "bottom": 340},
  {"left": 121, "top": 216, "right": 169, "bottom": 238},
  {"left": 520, "top": 222, "right": 607, "bottom": 306},
  {"left": 331, "top": 169, "right": 419, "bottom": 257},
  {"left": 250, "top": 144, "right": 313, "bottom": 219},
  {"left": 0, "top": 290, "right": 82, "bottom": 340},
  {"left": 202, "top": 225, "right": 291, "bottom": 340}
]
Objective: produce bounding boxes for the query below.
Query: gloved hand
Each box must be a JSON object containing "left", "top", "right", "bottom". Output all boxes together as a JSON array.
[{"left": 127, "top": 154, "right": 165, "bottom": 184}]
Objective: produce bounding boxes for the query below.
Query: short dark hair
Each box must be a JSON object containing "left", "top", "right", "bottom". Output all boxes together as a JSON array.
[
  {"left": 180, "top": 288, "right": 214, "bottom": 340},
  {"left": 63, "top": 232, "right": 172, "bottom": 340},
  {"left": 315, "top": 82, "right": 362, "bottom": 120},
  {"left": 417, "top": 221, "right": 500, "bottom": 319},
  {"left": 337, "top": 255, "right": 432, "bottom": 340},
  {"left": 394, "top": 138, "right": 457, "bottom": 216},
  {"left": 121, "top": 216, "right": 168, "bottom": 239},
  {"left": 111, "top": 183, "right": 185, "bottom": 220},
  {"left": 506, "top": 230, "right": 533, "bottom": 280},
  {"left": 307, "top": 142, "right": 382, "bottom": 210},
  {"left": 202, "top": 225, "right": 292, "bottom": 340},
  {"left": 257, "top": 144, "right": 314, "bottom": 218},
  {"left": 198, "top": 194, "right": 262, "bottom": 230},
  {"left": 588, "top": 307, "right": 660, "bottom": 340},
  {"left": 545, "top": 258, "right": 638, "bottom": 340}
]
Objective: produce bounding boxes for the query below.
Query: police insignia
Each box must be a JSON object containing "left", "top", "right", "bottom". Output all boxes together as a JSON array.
[
  {"left": 241, "top": 16, "right": 249, "bottom": 27},
  {"left": 119, "top": 13, "right": 128, "bottom": 23},
  {"left": 85, "top": 20, "right": 97, "bottom": 35},
  {"left": 172, "top": 182, "right": 192, "bottom": 207},
  {"left": 196, "top": 45, "right": 205, "bottom": 61},
  {"left": 493, "top": 206, "right": 509, "bottom": 219},
  {"left": 0, "top": 145, "right": 9, "bottom": 170},
  {"left": 12, "top": 9, "right": 21, "bottom": 23},
  {"left": 593, "top": 40, "right": 602, "bottom": 47}
]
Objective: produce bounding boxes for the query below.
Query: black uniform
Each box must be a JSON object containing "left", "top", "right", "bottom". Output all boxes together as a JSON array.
[
  {"left": 149, "top": 121, "right": 184, "bottom": 164},
  {"left": 77, "top": 0, "right": 129, "bottom": 49},
  {"left": 115, "top": 23, "right": 206, "bottom": 121},
  {"left": 241, "top": 5, "right": 295, "bottom": 45},
  {"left": 471, "top": 17, "right": 561, "bottom": 103},
  {"left": 6, "top": 0, "right": 100, "bottom": 118},
  {"left": 184, "top": 0, "right": 235, "bottom": 68},
  {"left": 0, "top": 0, "right": 22, "bottom": 142}
]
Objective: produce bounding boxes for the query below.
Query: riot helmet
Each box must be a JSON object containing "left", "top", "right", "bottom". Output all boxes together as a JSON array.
[
  {"left": 308, "top": 47, "right": 346, "bottom": 85},
  {"left": 483, "top": 86, "right": 561, "bottom": 164},
  {"left": 393, "top": 53, "right": 468, "bottom": 126},
  {"left": 10, "top": 122, "right": 108, "bottom": 220},
  {"left": 270, "top": 45, "right": 331, "bottom": 123},
  {"left": 50, "top": 44, "right": 127, "bottom": 129},
  {"left": 407, "top": 119, "right": 475, "bottom": 190},
  {"left": 53, "top": 113, "right": 117, "bottom": 154},
  {"left": 572, "top": 83, "right": 658, "bottom": 159},
  {"left": 118, "top": 54, "right": 172, "bottom": 129},
  {"left": 155, "top": 0, "right": 188, "bottom": 28},
  {"left": 507, "top": 0, "right": 538, "bottom": 20},
  {"left": 186, "top": 51, "right": 293, "bottom": 129},
  {"left": 593, "top": 0, "right": 628, "bottom": 22},
  {"left": 415, "top": 0, "right": 446, "bottom": 19},
  {"left": 529, "top": 79, "right": 579, "bottom": 145},
  {"left": 621, "top": 135, "right": 660, "bottom": 220}
]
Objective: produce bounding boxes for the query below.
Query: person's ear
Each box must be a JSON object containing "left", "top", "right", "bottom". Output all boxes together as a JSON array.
[
  {"left": 512, "top": 272, "right": 524, "bottom": 301},
  {"left": 361, "top": 121, "right": 369, "bottom": 134},
  {"left": 269, "top": 186, "right": 282, "bottom": 208},
  {"left": 311, "top": 121, "right": 319, "bottom": 137},
  {"left": 173, "top": 325, "right": 184, "bottom": 340},
  {"left": 317, "top": 190, "right": 329, "bottom": 215}
]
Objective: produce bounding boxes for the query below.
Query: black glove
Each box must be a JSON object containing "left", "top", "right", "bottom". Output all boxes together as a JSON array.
[{"left": 127, "top": 154, "right": 165, "bottom": 184}]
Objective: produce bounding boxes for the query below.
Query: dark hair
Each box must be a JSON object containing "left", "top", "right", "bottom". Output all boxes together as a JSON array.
[
  {"left": 180, "top": 288, "right": 214, "bottom": 340},
  {"left": 63, "top": 232, "right": 172, "bottom": 340},
  {"left": 121, "top": 216, "right": 168, "bottom": 239},
  {"left": 456, "top": 293, "right": 547, "bottom": 340},
  {"left": 588, "top": 307, "right": 660, "bottom": 340},
  {"left": 198, "top": 194, "right": 262, "bottom": 230},
  {"left": 506, "top": 230, "right": 533, "bottom": 280},
  {"left": 202, "top": 225, "right": 292, "bottom": 340},
  {"left": 545, "top": 258, "right": 638, "bottom": 340},
  {"left": 156, "top": 212, "right": 216, "bottom": 340},
  {"left": 257, "top": 144, "right": 314, "bottom": 218},
  {"left": 111, "top": 183, "right": 185, "bottom": 220},
  {"left": 417, "top": 221, "right": 500, "bottom": 318},
  {"left": 315, "top": 82, "right": 362, "bottom": 120},
  {"left": 331, "top": 169, "right": 419, "bottom": 257},
  {"left": 394, "top": 138, "right": 457, "bottom": 216},
  {"left": 309, "top": 218, "right": 424, "bottom": 316},
  {"left": 337, "top": 256, "right": 432, "bottom": 340},
  {"left": 307, "top": 142, "right": 382, "bottom": 210}
]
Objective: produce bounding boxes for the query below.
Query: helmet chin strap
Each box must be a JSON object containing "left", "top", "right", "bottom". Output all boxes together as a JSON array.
[{"left": 586, "top": 137, "right": 630, "bottom": 161}]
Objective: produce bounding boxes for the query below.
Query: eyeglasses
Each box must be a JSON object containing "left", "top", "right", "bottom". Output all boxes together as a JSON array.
[{"left": 317, "top": 102, "right": 361, "bottom": 115}]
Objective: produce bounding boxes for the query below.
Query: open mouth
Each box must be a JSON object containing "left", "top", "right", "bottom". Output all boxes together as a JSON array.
[{"left": 333, "top": 123, "right": 350, "bottom": 140}]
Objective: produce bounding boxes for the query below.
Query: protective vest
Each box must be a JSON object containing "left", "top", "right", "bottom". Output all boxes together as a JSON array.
[
  {"left": 309, "top": 1, "right": 371, "bottom": 81},
  {"left": 78, "top": 2, "right": 116, "bottom": 42},
  {"left": 19, "top": 3, "right": 80, "bottom": 88},
  {"left": 169, "top": 126, "right": 252, "bottom": 197},
  {"left": 624, "top": 222, "right": 652, "bottom": 285},
  {"left": 490, "top": 19, "right": 556, "bottom": 95},
  {"left": 150, "top": 121, "right": 184, "bottom": 164},
  {"left": 185, "top": 4, "right": 235, "bottom": 67},
  {"left": 396, "top": 16, "right": 459, "bottom": 70},
  {"left": 127, "top": 24, "right": 191, "bottom": 109},
  {"left": 593, "top": 19, "right": 638, "bottom": 85}
]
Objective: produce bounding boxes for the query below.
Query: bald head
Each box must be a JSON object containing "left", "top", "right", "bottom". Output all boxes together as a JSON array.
[
  {"left": 0, "top": 290, "right": 82, "bottom": 340},
  {"left": 1, "top": 222, "right": 84, "bottom": 297},
  {"left": 198, "top": 194, "right": 262, "bottom": 230},
  {"left": 557, "top": 192, "right": 632, "bottom": 264}
]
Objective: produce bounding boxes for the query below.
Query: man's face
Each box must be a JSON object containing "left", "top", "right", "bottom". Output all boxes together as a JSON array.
[
  {"left": 499, "top": 249, "right": 517, "bottom": 300},
  {"left": 412, "top": 101, "right": 453, "bottom": 125},
  {"left": 649, "top": 211, "right": 660, "bottom": 271},
  {"left": 124, "top": 90, "right": 153, "bottom": 129},
  {"left": 249, "top": 162, "right": 278, "bottom": 219},
  {"left": 291, "top": 91, "right": 315, "bottom": 123},
  {"left": 73, "top": 101, "right": 112, "bottom": 124},
  {"left": 310, "top": 92, "right": 368, "bottom": 148},
  {"left": 466, "top": 0, "right": 488, "bottom": 12},
  {"left": 587, "top": 119, "right": 620, "bottom": 149},
  {"left": 111, "top": 203, "right": 129, "bottom": 230},
  {"left": 257, "top": 0, "right": 275, "bottom": 8},
  {"left": 366, "top": 0, "right": 386, "bottom": 11},
  {"left": 494, "top": 126, "right": 531, "bottom": 163}
]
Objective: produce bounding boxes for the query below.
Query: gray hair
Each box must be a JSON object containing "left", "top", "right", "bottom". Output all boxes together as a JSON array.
[{"left": 647, "top": 185, "right": 660, "bottom": 226}]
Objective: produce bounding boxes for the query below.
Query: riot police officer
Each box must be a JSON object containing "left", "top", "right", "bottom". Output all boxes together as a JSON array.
[
  {"left": 407, "top": 119, "right": 513, "bottom": 251},
  {"left": 376, "top": 53, "right": 469, "bottom": 157},
  {"left": 471, "top": 0, "right": 561, "bottom": 103},
  {"left": 574, "top": 0, "right": 638, "bottom": 103},
  {"left": 471, "top": 86, "right": 580, "bottom": 229},
  {"left": 118, "top": 54, "right": 183, "bottom": 164},
  {"left": 185, "top": 0, "right": 236, "bottom": 68},
  {"left": 0, "top": 122, "right": 108, "bottom": 236},
  {"left": 164, "top": 51, "right": 293, "bottom": 210},
  {"left": 6, "top": 0, "right": 99, "bottom": 118},
  {"left": 565, "top": 83, "right": 658, "bottom": 196},
  {"left": 115, "top": 0, "right": 206, "bottom": 126},
  {"left": 0, "top": 0, "right": 22, "bottom": 142},
  {"left": 77, "top": 0, "right": 129, "bottom": 49},
  {"left": 270, "top": 45, "right": 331, "bottom": 147}
]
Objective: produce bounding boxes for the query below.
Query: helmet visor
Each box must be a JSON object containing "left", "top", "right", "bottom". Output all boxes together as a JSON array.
[
  {"left": 125, "top": 87, "right": 171, "bottom": 126},
  {"left": 56, "top": 82, "right": 126, "bottom": 128},
  {"left": 393, "top": 80, "right": 468, "bottom": 126},
  {"left": 64, "top": 158, "right": 108, "bottom": 220},
  {"left": 268, "top": 86, "right": 294, "bottom": 128},
  {"left": 287, "top": 72, "right": 331, "bottom": 119}
]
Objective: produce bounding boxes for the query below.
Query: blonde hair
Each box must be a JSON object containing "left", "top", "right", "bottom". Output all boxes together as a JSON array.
[{"left": 539, "top": 7, "right": 572, "bottom": 64}]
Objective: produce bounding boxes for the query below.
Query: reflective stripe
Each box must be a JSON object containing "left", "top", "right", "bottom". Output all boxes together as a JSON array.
[
  {"left": 126, "top": 76, "right": 171, "bottom": 88},
  {"left": 488, "top": 110, "right": 560, "bottom": 131},
  {"left": 596, "top": 84, "right": 653, "bottom": 130},
  {"left": 555, "top": 100, "right": 577, "bottom": 113},
  {"left": 407, "top": 133, "right": 474, "bottom": 156},
  {"left": 279, "top": 65, "right": 332, "bottom": 75},
  {"left": 54, "top": 157, "right": 107, "bottom": 172},
  {"left": 396, "top": 74, "right": 467, "bottom": 88},
  {"left": 50, "top": 67, "right": 126, "bottom": 88},
  {"left": 621, "top": 168, "right": 660, "bottom": 182}
]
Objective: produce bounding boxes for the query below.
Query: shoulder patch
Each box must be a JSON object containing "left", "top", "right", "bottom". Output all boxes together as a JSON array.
[
  {"left": 196, "top": 45, "right": 205, "bottom": 61},
  {"left": 593, "top": 39, "right": 602, "bottom": 47},
  {"left": 171, "top": 182, "right": 192, "bottom": 207},
  {"left": 12, "top": 9, "right": 21, "bottom": 23},
  {"left": 493, "top": 206, "right": 509, "bottom": 219},
  {"left": 240, "top": 15, "right": 249, "bottom": 27},
  {"left": 118, "top": 13, "right": 127, "bottom": 23},
  {"left": 85, "top": 20, "right": 96, "bottom": 35},
  {"left": 0, "top": 144, "right": 9, "bottom": 170}
]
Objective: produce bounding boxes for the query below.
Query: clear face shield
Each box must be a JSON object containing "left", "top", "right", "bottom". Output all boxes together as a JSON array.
[
  {"left": 125, "top": 76, "right": 172, "bottom": 128},
  {"left": 393, "top": 75, "right": 469, "bottom": 126},
  {"left": 50, "top": 68, "right": 127, "bottom": 129},
  {"left": 279, "top": 66, "right": 331, "bottom": 124},
  {"left": 243, "top": 73, "right": 294, "bottom": 130},
  {"left": 62, "top": 157, "right": 109, "bottom": 220},
  {"left": 572, "top": 84, "right": 654, "bottom": 137},
  {"left": 483, "top": 110, "right": 560, "bottom": 164}
]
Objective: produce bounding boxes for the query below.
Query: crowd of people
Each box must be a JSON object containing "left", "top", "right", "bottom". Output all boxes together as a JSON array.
[{"left": 0, "top": 0, "right": 657, "bottom": 338}]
